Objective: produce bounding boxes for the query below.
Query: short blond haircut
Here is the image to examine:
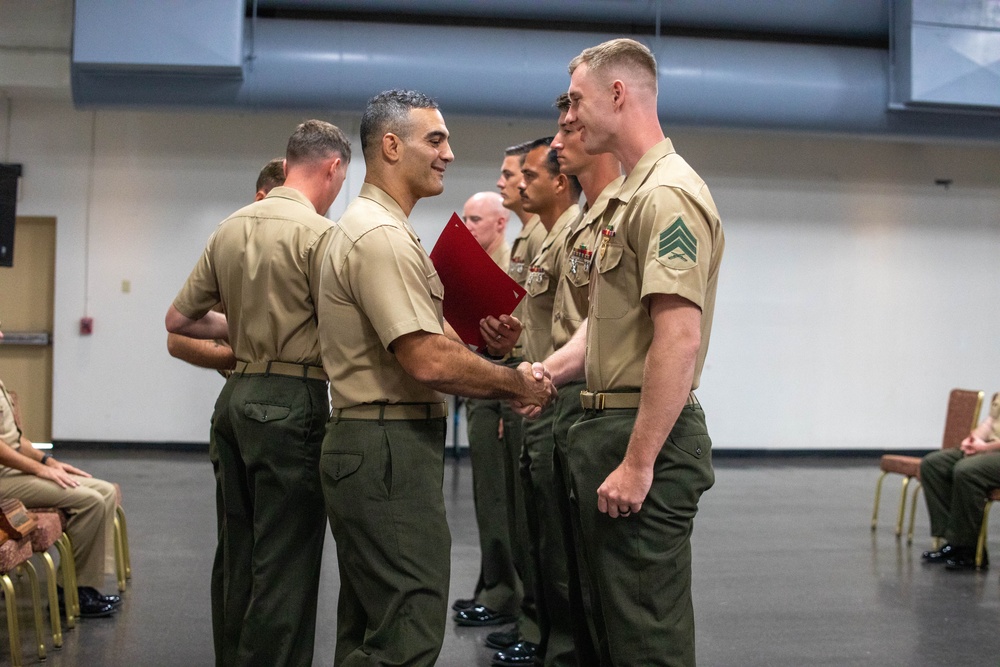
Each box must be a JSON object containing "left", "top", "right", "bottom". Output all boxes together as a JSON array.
[{"left": 568, "top": 38, "right": 657, "bottom": 91}]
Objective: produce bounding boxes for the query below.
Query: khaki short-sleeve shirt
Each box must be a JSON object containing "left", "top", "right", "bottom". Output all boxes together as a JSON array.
[
  {"left": 551, "top": 177, "right": 624, "bottom": 352},
  {"left": 0, "top": 380, "right": 20, "bottom": 448},
  {"left": 508, "top": 215, "right": 546, "bottom": 323},
  {"left": 521, "top": 205, "right": 580, "bottom": 362},
  {"left": 587, "top": 139, "right": 725, "bottom": 392},
  {"left": 172, "top": 186, "right": 332, "bottom": 367},
  {"left": 316, "top": 183, "right": 445, "bottom": 408},
  {"left": 489, "top": 241, "right": 511, "bottom": 273}
]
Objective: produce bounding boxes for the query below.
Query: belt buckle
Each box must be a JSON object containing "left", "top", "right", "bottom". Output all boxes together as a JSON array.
[{"left": 594, "top": 393, "right": 605, "bottom": 410}]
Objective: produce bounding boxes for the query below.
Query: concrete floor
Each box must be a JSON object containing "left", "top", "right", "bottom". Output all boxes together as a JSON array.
[{"left": 4, "top": 450, "right": 999, "bottom": 666}]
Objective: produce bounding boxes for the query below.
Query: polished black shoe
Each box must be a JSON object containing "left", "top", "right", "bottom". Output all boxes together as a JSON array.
[
  {"left": 451, "top": 597, "right": 476, "bottom": 612},
  {"left": 58, "top": 585, "right": 123, "bottom": 610},
  {"left": 492, "top": 640, "right": 538, "bottom": 666},
  {"left": 946, "top": 548, "right": 988, "bottom": 571},
  {"left": 921, "top": 543, "right": 959, "bottom": 563},
  {"left": 57, "top": 586, "right": 117, "bottom": 618},
  {"left": 485, "top": 627, "right": 520, "bottom": 649},
  {"left": 454, "top": 605, "right": 515, "bottom": 627}
]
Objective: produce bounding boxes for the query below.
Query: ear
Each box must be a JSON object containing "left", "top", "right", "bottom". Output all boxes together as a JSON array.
[
  {"left": 610, "top": 79, "right": 625, "bottom": 111},
  {"left": 382, "top": 133, "right": 402, "bottom": 163},
  {"left": 553, "top": 173, "right": 569, "bottom": 194},
  {"left": 281, "top": 158, "right": 288, "bottom": 177},
  {"left": 327, "top": 157, "right": 342, "bottom": 180}
]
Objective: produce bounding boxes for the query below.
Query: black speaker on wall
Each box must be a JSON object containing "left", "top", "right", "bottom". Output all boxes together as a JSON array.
[{"left": 0, "top": 163, "right": 22, "bottom": 268}]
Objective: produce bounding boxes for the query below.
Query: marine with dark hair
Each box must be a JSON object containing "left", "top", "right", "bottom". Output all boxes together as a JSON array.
[
  {"left": 254, "top": 157, "right": 285, "bottom": 199},
  {"left": 166, "top": 118, "right": 351, "bottom": 666},
  {"left": 314, "top": 89, "right": 555, "bottom": 666}
]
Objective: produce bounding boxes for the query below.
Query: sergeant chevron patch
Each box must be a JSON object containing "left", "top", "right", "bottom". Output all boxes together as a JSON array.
[{"left": 657, "top": 217, "right": 697, "bottom": 268}]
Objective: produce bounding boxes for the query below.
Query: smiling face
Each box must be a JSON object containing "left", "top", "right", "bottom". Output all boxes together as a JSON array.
[
  {"left": 399, "top": 107, "right": 454, "bottom": 199},
  {"left": 566, "top": 62, "right": 615, "bottom": 155},
  {"left": 518, "top": 145, "right": 559, "bottom": 214},
  {"left": 551, "top": 110, "right": 588, "bottom": 177}
]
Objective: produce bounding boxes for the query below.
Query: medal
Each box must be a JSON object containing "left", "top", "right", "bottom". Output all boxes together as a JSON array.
[
  {"left": 570, "top": 243, "right": 593, "bottom": 275},
  {"left": 599, "top": 224, "right": 616, "bottom": 260}
]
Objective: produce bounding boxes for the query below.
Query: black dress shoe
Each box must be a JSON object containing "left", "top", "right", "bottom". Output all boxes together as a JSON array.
[
  {"left": 58, "top": 585, "right": 123, "bottom": 610},
  {"left": 921, "top": 543, "right": 959, "bottom": 563},
  {"left": 946, "top": 548, "right": 988, "bottom": 571},
  {"left": 485, "top": 627, "right": 520, "bottom": 649},
  {"left": 454, "top": 605, "right": 515, "bottom": 627},
  {"left": 80, "top": 586, "right": 123, "bottom": 608},
  {"left": 451, "top": 597, "right": 476, "bottom": 612},
  {"left": 58, "top": 586, "right": 116, "bottom": 618},
  {"left": 492, "top": 640, "right": 538, "bottom": 666}
]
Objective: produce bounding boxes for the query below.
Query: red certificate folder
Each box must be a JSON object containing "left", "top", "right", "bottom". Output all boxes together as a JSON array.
[{"left": 430, "top": 212, "right": 526, "bottom": 347}]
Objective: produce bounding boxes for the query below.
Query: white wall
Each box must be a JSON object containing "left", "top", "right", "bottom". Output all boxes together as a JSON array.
[{"left": 1, "top": 98, "right": 998, "bottom": 449}]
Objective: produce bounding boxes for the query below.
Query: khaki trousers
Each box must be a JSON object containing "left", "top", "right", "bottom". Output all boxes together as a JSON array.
[{"left": 0, "top": 468, "right": 116, "bottom": 588}]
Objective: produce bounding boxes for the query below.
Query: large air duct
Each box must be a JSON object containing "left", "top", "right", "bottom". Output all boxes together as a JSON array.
[{"left": 70, "top": 3, "right": 1000, "bottom": 142}]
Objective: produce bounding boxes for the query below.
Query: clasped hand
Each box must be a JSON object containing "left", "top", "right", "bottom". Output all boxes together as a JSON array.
[{"left": 512, "top": 361, "right": 556, "bottom": 419}]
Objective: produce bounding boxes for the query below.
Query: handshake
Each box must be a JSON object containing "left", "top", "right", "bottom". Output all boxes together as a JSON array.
[
  {"left": 512, "top": 361, "right": 557, "bottom": 419},
  {"left": 480, "top": 313, "right": 556, "bottom": 418}
]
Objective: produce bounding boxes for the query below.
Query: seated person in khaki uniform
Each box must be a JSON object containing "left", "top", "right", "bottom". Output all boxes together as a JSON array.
[
  {"left": 0, "top": 328, "right": 120, "bottom": 617},
  {"left": 921, "top": 394, "right": 1000, "bottom": 569}
]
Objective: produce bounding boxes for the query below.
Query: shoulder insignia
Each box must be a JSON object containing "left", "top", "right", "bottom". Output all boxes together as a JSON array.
[{"left": 657, "top": 217, "right": 697, "bottom": 268}]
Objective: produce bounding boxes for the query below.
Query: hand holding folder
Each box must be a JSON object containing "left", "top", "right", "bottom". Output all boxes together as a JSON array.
[{"left": 429, "top": 212, "right": 526, "bottom": 347}]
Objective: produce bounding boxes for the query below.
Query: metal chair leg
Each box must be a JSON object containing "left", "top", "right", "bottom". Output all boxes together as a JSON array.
[
  {"left": 113, "top": 514, "right": 127, "bottom": 592},
  {"left": 976, "top": 500, "right": 993, "bottom": 570},
  {"left": 38, "top": 551, "right": 62, "bottom": 648},
  {"left": 52, "top": 535, "right": 75, "bottom": 630},
  {"left": 907, "top": 482, "right": 923, "bottom": 545},
  {"left": 116, "top": 506, "right": 131, "bottom": 580},
  {"left": 1, "top": 572, "right": 23, "bottom": 667},
  {"left": 895, "top": 476, "right": 911, "bottom": 538},
  {"left": 58, "top": 534, "right": 80, "bottom": 622},
  {"left": 20, "top": 561, "right": 46, "bottom": 662},
  {"left": 872, "top": 471, "right": 889, "bottom": 530}
]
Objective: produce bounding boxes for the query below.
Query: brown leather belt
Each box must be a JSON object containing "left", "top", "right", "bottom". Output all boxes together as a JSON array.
[
  {"left": 332, "top": 402, "right": 448, "bottom": 421},
  {"left": 234, "top": 360, "right": 328, "bottom": 381},
  {"left": 579, "top": 391, "right": 699, "bottom": 411}
]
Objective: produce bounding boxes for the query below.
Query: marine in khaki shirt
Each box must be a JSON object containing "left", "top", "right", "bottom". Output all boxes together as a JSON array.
[
  {"left": 542, "top": 38, "right": 725, "bottom": 667},
  {"left": 520, "top": 203, "right": 579, "bottom": 363},
  {"left": 166, "top": 120, "right": 351, "bottom": 666},
  {"left": 313, "top": 90, "right": 554, "bottom": 667},
  {"left": 587, "top": 137, "right": 724, "bottom": 393}
]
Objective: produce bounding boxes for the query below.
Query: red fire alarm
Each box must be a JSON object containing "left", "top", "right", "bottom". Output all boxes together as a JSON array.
[{"left": 79, "top": 317, "right": 94, "bottom": 335}]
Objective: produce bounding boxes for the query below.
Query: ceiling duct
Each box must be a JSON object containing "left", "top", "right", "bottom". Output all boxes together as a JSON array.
[{"left": 70, "top": 1, "right": 1000, "bottom": 142}]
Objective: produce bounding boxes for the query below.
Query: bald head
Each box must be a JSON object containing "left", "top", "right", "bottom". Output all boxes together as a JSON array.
[{"left": 462, "top": 191, "right": 508, "bottom": 254}]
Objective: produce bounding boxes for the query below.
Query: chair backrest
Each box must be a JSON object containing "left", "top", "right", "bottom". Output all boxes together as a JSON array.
[{"left": 941, "top": 388, "right": 984, "bottom": 449}]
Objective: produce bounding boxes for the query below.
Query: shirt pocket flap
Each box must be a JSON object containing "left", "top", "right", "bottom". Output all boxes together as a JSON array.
[{"left": 597, "top": 242, "right": 624, "bottom": 274}]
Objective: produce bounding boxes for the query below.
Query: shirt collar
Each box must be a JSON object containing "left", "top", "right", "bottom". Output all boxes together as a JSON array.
[{"left": 613, "top": 138, "right": 676, "bottom": 204}]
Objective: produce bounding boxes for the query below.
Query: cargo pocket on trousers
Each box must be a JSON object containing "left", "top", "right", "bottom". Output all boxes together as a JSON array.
[
  {"left": 324, "top": 453, "right": 363, "bottom": 481},
  {"left": 670, "top": 434, "right": 709, "bottom": 459},
  {"left": 243, "top": 402, "right": 291, "bottom": 423}
]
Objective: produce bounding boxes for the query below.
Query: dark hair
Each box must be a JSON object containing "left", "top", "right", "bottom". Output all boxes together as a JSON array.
[
  {"left": 504, "top": 140, "right": 535, "bottom": 157},
  {"left": 286, "top": 120, "right": 352, "bottom": 166},
  {"left": 360, "top": 89, "right": 439, "bottom": 162},
  {"left": 255, "top": 158, "right": 285, "bottom": 194},
  {"left": 554, "top": 93, "right": 571, "bottom": 113},
  {"left": 524, "top": 137, "right": 582, "bottom": 200}
]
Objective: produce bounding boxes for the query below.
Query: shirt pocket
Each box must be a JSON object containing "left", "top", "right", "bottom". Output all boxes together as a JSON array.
[
  {"left": 525, "top": 271, "right": 551, "bottom": 297},
  {"left": 594, "top": 242, "right": 628, "bottom": 319}
]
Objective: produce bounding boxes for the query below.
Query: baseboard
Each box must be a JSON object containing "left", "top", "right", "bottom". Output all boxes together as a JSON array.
[{"left": 49, "top": 441, "right": 933, "bottom": 459}]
